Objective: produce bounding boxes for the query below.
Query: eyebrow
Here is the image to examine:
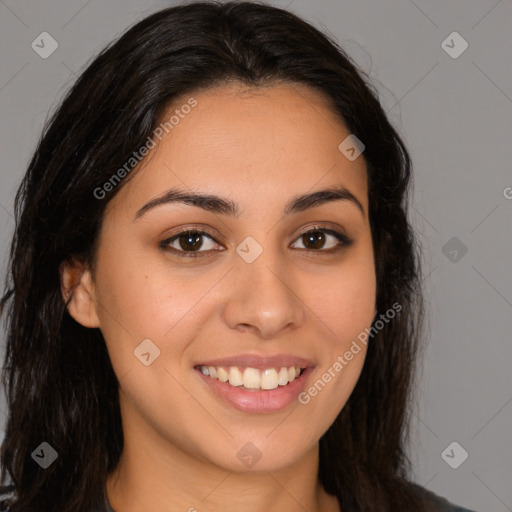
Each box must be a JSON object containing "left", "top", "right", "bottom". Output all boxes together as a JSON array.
[{"left": 134, "top": 185, "right": 365, "bottom": 220}]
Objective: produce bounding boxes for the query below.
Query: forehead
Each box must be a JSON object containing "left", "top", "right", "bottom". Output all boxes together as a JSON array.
[{"left": 107, "top": 82, "right": 368, "bottom": 218}]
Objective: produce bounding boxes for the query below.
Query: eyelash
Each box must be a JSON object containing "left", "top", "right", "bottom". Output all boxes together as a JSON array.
[{"left": 160, "top": 225, "right": 353, "bottom": 259}]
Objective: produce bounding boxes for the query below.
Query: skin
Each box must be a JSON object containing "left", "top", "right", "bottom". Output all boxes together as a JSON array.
[{"left": 61, "top": 82, "right": 376, "bottom": 512}]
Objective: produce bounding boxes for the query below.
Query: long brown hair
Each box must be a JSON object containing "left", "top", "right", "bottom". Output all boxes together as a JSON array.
[{"left": 1, "top": 2, "right": 427, "bottom": 510}]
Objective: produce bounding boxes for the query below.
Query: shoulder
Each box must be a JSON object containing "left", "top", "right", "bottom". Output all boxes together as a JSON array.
[{"left": 409, "top": 482, "right": 480, "bottom": 512}]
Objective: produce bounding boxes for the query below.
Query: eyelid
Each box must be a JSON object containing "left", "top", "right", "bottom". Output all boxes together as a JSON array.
[
  {"left": 159, "top": 226, "right": 223, "bottom": 257},
  {"left": 290, "top": 225, "right": 353, "bottom": 255},
  {"left": 162, "top": 225, "right": 220, "bottom": 242}
]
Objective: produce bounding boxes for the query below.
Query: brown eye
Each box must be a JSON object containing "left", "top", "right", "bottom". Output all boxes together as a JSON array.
[
  {"left": 302, "top": 231, "right": 326, "bottom": 250},
  {"left": 160, "top": 226, "right": 352, "bottom": 260},
  {"left": 177, "top": 231, "right": 203, "bottom": 251},
  {"left": 160, "top": 230, "right": 221, "bottom": 258},
  {"left": 291, "top": 228, "right": 352, "bottom": 253}
]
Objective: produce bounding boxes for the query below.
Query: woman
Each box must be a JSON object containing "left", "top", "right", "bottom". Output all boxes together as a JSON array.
[{"left": 0, "top": 1, "right": 478, "bottom": 511}]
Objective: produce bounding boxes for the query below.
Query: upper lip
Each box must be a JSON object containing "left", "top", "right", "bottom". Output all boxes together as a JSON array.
[{"left": 194, "top": 354, "right": 315, "bottom": 370}]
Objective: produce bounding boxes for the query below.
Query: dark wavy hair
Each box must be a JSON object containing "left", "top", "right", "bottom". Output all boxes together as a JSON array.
[{"left": 0, "top": 1, "right": 429, "bottom": 511}]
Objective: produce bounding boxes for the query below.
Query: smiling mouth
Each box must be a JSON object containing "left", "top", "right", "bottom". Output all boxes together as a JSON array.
[{"left": 195, "top": 365, "right": 306, "bottom": 391}]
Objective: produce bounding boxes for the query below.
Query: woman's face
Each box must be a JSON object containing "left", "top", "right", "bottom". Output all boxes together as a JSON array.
[{"left": 80, "top": 82, "right": 376, "bottom": 472}]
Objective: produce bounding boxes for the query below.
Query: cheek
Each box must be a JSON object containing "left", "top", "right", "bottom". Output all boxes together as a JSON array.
[
  {"left": 93, "top": 233, "right": 191, "bottom": 333},
  {"left": 299, "top": 246, "right": 376, "bottom": 415},
  {"left": 313, "top": 251, "right": 377, "bottom": 350},
  {"left": 92, "top": 240, "right": 230, "bottom": 384},
  {"left": 319, "top": 271, "right": 375, "bottom": 329},
  {"left": 91, "top": 240, "right": 175, "bottom": 372}
]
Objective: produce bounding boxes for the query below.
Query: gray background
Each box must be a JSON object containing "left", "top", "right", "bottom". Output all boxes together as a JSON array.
[{"left": 1, "top": 1, "right": 511, "bottom": 510}]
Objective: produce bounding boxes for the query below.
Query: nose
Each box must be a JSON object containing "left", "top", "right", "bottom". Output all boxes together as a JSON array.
[{"left": 221, "top": 249, "right": 306, "bottom": 340}]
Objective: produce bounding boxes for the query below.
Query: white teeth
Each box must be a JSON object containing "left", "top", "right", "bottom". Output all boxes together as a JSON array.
[
  {"left": 243, "top": 368, "right": 260, "bottom": 389},
  {"left": 199, "top": 365, "right": 303, "bottom": 390},
  {"left": 261, "top": 369, "right": 279, "bottom": 390},
  {"left": 228, "top": 367, "right": 244, "bottom": 387},
  {"left": 217, "top": 367, "right": 229, "bottom": 382},
  {"left": 277, "top": 367, "right": 289, "bottom": 386}
]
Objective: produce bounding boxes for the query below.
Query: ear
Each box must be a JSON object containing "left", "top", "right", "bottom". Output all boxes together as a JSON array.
[{"left": 59, "top": 259, "right": 101, "bottom": 328}]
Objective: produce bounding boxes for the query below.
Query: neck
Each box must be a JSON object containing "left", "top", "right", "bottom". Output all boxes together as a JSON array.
[{"left": 106, "top": 405, "right": 339, "bottom": 512}]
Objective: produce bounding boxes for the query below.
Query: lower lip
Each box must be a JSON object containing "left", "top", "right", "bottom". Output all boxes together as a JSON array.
[{"left": 195, "top": 366, "right": 314, "bottom": 413}]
